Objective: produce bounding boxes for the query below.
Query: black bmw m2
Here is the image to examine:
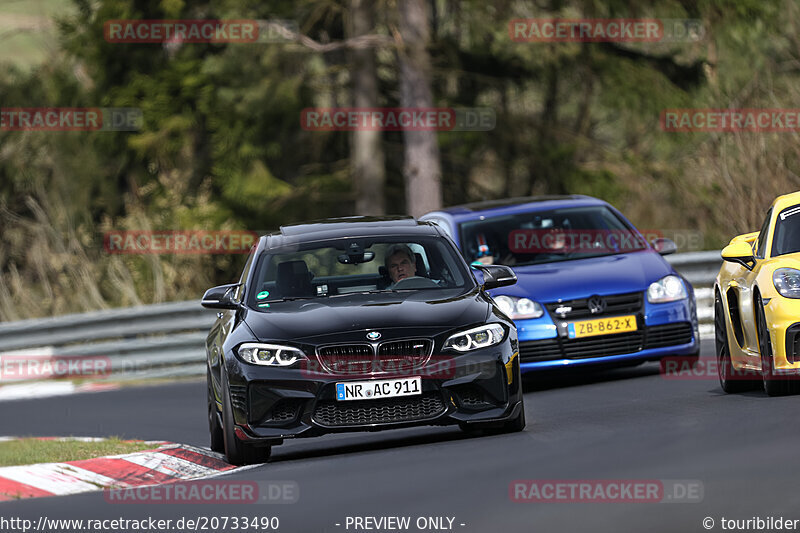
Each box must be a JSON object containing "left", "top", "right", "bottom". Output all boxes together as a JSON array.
[{"left": 203, "top": 217, "right": 525, "bottom": 465}]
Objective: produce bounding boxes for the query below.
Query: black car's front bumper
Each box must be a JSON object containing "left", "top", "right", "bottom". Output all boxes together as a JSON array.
[{"left": 224, "top": 342, "right": 522, "bottom": 443}]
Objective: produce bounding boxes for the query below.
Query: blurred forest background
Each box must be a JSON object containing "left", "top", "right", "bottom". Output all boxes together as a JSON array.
[{"left": 0, "top": 0, "right": 798, "bottom": 320}]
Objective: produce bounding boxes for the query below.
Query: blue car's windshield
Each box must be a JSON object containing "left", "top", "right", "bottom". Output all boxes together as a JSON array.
[
  {"left": 248, "top": 236, "right": 474, "bottom": 305},
  {"left": 459, "top": 206, "right": 647, "bottom": 267}
]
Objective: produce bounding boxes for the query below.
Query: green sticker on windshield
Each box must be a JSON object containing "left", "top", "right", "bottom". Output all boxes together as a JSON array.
[
  {"left": 257, "top": 291, "right": 270, "bottom": 300},
  {"left": 258, "top": 303, "right": 270, "bottom": 308}
]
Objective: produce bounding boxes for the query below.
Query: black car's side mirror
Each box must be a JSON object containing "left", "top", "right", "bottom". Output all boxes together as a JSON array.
[
  {"left": 473, "top": 264, "right": 517, "bottom": 290},
  {"left": 651, "top": 237, "right": 678, "bottom": 256},
  {"left": 201, "top": 283, "right": 241, "bottom": 309}
]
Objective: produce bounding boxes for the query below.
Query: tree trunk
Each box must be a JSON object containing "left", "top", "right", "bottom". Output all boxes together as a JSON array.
[
  {"left": 349, "top": 0, "right": 386, "bottom": 215},
  {"left": 397, "top": 0, "right": 442, "bottom": 217}
]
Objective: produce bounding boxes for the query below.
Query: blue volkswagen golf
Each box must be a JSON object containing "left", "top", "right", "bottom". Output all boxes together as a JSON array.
[{"left": 421, "top": 195, "right": 699, "bottom": 373}]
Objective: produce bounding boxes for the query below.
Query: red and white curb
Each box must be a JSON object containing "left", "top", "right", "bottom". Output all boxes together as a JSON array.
[{"left": 0, "top": 440, "right": 236, "bottom": 501}]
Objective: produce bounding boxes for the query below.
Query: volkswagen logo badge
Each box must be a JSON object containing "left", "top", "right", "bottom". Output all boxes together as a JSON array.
[
  {"left": 587, "top": 295, "right": 606, "bottom": 315},
  {"left": 366, "top": 331, "right": 381, "bottom": 341}
]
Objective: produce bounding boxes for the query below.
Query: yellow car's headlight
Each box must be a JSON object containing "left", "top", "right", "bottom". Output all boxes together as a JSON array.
[{"left": 773, "top": 268, "right": 800, "bottom": 298}]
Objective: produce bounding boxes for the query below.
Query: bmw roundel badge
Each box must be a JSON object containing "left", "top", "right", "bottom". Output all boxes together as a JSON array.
[{"left": 366, "top": 331, "right": 381, "bottom": 341}]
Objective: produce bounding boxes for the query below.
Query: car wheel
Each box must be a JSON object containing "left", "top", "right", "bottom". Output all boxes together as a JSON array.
[
  {"left": 498, "top": 400, "right": 526, "bottom": 433},
  {"left": 220, "top": 367, "right": 271, "bottom": 465},
  {"left": 460, "top": 401, "right": 526, "bottom": 435},
  {"left": 756, "top": 294, "right": 791, "bottom": 396},
  {"left": 683, "top": 350, "right": 700, "bottom": 367},
  {"left": 658, "top": 349, "right": 700, "bottom": 374},
  {"left": 715, "top": 291, "right": 754, "bottom": 393},
  {"left": 207, "top": 368, "right": 224, "bottom": 453}
]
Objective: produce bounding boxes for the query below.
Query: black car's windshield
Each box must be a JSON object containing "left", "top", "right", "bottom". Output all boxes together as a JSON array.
[
  {"left": 459, "top": 206, "right": 647, "bottom": 267},
  {"left": 248, "top": 236, "right": 473, "bottom": 306},
  {"left": 771, "top": 205, "right": 800, "bottom": 257}
]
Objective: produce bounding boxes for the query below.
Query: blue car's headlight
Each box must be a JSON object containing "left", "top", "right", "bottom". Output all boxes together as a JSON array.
[
  {"left": 444, "top": 324, "right": 505, "bottom": 352},
  {"left": 647, "top": 275, "right": 687, "bottom": 303},
  {"left": 773, "top": 268, "right": 800, "bottom": 298},
  {"left": 494, "top": 295, "right": 544, "bottom": 319},
  {"left": 237, "top": 343, "right": 307, "bottom": 366}
]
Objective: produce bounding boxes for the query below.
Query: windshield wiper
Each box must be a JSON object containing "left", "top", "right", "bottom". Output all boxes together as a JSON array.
[{"left": 261, "top": 296, "right": 317, "bottom": 303}]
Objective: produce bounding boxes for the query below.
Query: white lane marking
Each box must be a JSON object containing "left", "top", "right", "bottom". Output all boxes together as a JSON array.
[
  {"left": 0, "top": 381, "right": 76, "bottom": 401},
  {"left": 0, "top": 463, "right": 122, "bottom": 494}
]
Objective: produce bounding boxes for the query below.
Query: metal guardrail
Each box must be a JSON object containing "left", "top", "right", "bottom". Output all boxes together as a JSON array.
[
  {"left": 0, "top": 250, "right": 722, "bottom": 383},
  {"left": 0, "top": 301, "right": 215, "bottom": 382}
]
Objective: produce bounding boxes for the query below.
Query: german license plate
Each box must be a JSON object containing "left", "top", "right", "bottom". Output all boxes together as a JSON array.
[
  {"left": 567, "top": 315, "right": 637, "bottom": 339},
  {"left": 336, "top": 376, "right": 421, "bottom": 401}
]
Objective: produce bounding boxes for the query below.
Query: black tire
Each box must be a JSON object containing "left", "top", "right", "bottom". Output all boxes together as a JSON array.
[
  {"left": 683, "top": 350, "right": 700, "bottom": 367},
  {"left": 715, "top": 291, "right": 754, "bottom": 393},
  {"left": 220, "top": 368, "right": 271, "bottom": 465},
  {"left": 207, "top": 369, "right": 224, "bottom": 453},
  {"left": 499, "top": 400, "right": 526, "bottom": 433},
  {"left": 658, "top": 350, "right": 700, "bottom": 375},
  {"left": 756, "top": 294, "right": 791, "bottom": 396},
  {"left": 459, "top": 401, "right": 526, "bottom": 435}
]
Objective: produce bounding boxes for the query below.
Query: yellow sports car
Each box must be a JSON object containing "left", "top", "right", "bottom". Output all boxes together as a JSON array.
[{"left": 715, "top": 191, "right": 800, "bottom": 395}]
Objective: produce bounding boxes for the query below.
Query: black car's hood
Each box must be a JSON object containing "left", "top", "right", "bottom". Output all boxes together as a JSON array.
[{"left": 243, "top": 289, "right": 489, "bottom": 342}]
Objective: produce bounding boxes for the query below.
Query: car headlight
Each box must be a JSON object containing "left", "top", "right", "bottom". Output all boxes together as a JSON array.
[
  {"left": 444, "top": 324, "right": 505, "bottom": 352},
  {"left": 773, "top": 268, "right": 800, "bottom": 298},
  {"left": 494, "top": 295, "right": 544, "bottom": 319},
  {"left": 237, "top": 343, "right": 307, "bottom": 366},
  {"left": 647, "top": 275, "right": 687, "bottom": 303}
]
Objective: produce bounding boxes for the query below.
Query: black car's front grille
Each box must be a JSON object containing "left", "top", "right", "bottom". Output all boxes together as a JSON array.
[
  {"left": 545, "top": 292, "right": 642, "bottom": 320},
  {"left": 519, "top": 323, "right": 694, "bottom": 362},
  {"left": 644, "top": 322, "right": 694, "bottom": 349},
  {"left": 317, "top": 339, "right": 432, "bottom": 375},
  {"left": 377, "top": 339, "right": 432, "bottom": 371},
  {"left": 313, "top": 392, "right": 445, "bottom": 427},
  {"left": 378, "top": 339, "right": 431, "bottom": 358},
  {"left": 317, "top": 344, "right": 373, "bottom": 373},
  {"left": 229, "top": 384, "right": 248, "bottom": 413}
]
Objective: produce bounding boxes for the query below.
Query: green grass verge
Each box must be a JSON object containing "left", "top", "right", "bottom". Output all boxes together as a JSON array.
[{"left": 0, "top": 437, "right": 159, "bottom": 467}]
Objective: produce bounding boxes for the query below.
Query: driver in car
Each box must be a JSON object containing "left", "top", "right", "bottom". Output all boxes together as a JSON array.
[{"left": 385, "top": 244, "right": 416, "bottom": 285}]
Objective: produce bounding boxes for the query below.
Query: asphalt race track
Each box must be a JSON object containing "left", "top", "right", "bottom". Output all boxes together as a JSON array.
[{"left": 3, "top": 341, "right": 800, "bottom": 533}]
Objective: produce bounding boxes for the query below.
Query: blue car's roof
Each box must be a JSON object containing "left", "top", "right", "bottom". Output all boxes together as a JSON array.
[{"left": 429, "top": 195, "right": 608, "bottom": 224}]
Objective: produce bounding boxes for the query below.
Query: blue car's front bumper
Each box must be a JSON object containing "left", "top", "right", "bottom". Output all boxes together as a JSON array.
[{"left": 516, "top": 297, "right": 699, "bottom": 372}]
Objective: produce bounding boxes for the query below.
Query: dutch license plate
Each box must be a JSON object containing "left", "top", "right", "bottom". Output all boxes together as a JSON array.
[
  {"left": 567, "top": 315, "right": 637, "bottom": 339},
  {"left": 336, "top": 376, "right": 421, "bottom": 401}
]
